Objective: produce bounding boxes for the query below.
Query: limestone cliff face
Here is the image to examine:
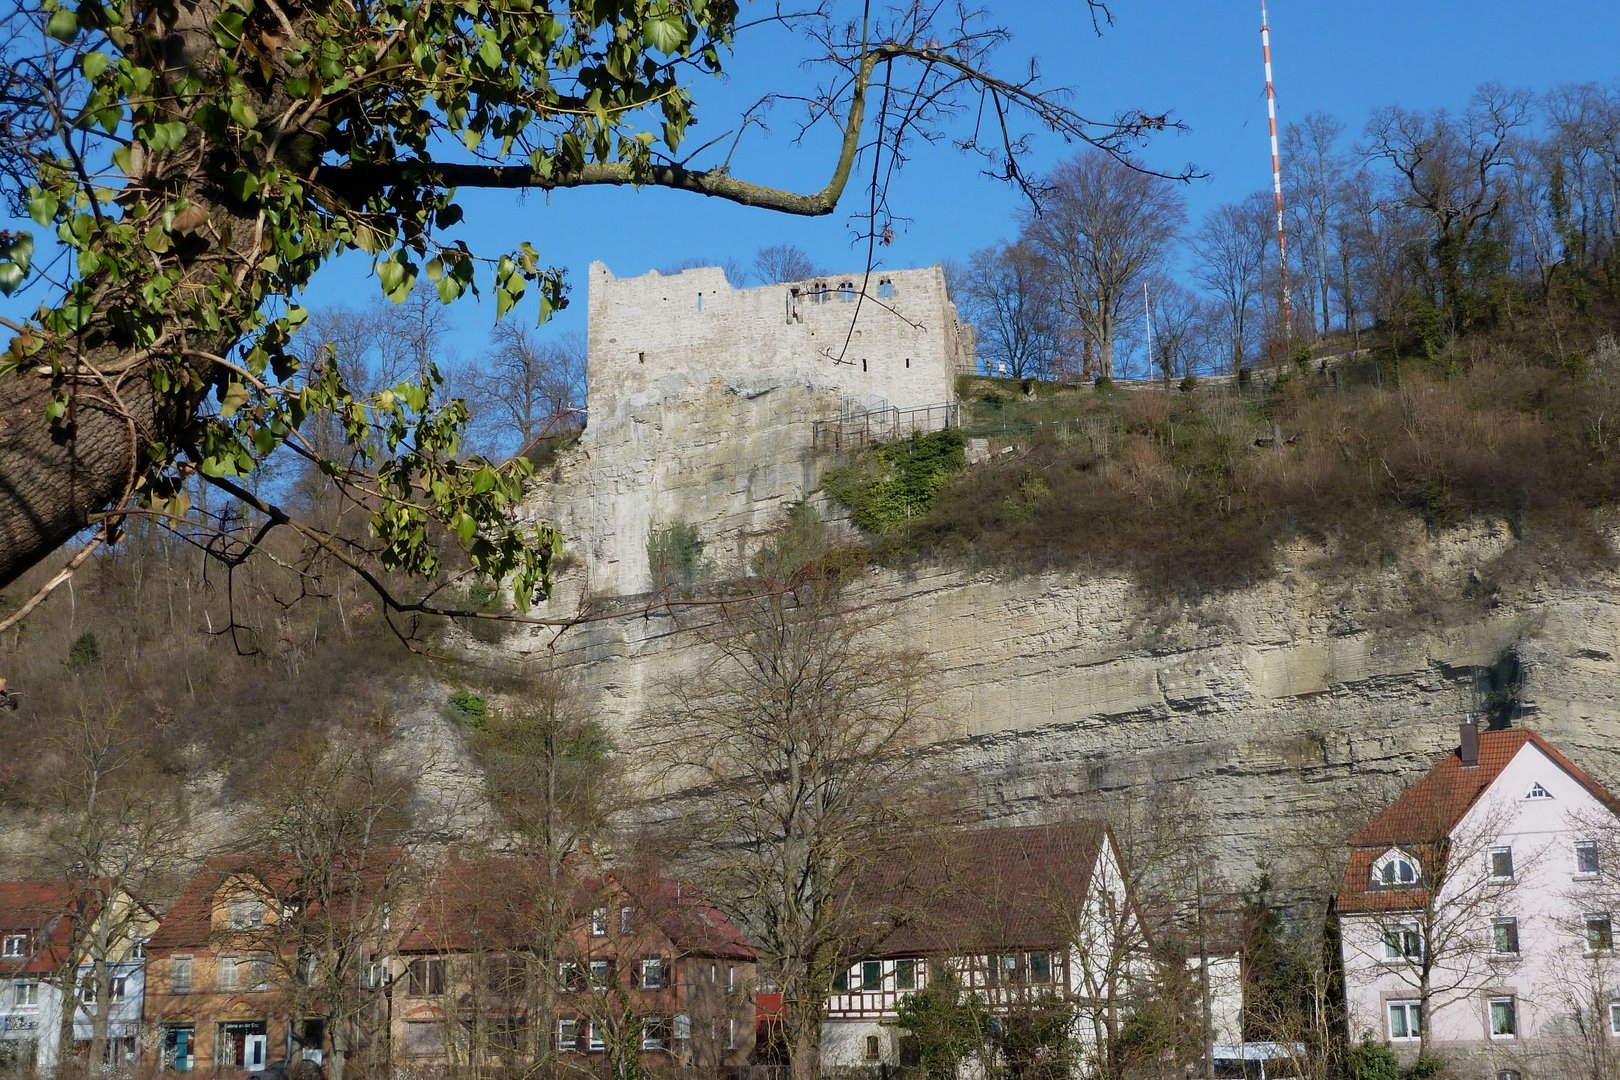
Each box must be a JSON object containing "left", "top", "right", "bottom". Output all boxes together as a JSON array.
[{"left": 503, "top": 524, "right": 1620, "bottom": 888}]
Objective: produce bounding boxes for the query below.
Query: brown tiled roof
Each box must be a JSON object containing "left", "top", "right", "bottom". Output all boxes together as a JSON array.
[
  {"left": 147, "top": 850, "right": 408, "bottom": 952},
  {"left": 855, "top": 821, "right": 1114, "bottom": 956},
  {"left": 399, "top": 853, "right": 755, "bottom": 961},
  {"left": 1337, "top": 727, "right": 1620, "bottom": 914},
  {"left": 0, "top": 880, "right": 80, "bottom": 976}
]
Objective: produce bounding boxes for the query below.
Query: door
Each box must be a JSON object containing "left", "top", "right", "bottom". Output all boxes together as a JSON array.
[{"left": 244, "top": 1034, "right": 268, "bottom": 1072}]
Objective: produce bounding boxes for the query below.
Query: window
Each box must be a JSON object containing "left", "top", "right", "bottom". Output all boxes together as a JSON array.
[
  {"left": 832, "top": 966, "right": 849, "bottom": 993},
  {"left": 14, "top": 981, "right": 38, "bottom": 1009},
  {"left": 1490, "top": 996, "right": 1518, "bottom": 1038},
  {"left": 587, "top": 1021, "right": 605, "bottom": 1052},
  {"left": 1578, "top": 840, "right": 1602, "bottom": 876},
  {"left": 589, "top": 959, "right": 611, "bottom": 989},
  {"left": 171, "top": 957, "right": 193, "bottom": 994},
  {"left": 245, "top": 958, "right": 270, "bottom": 992},
  {"left": 878, "top": 278, "right": 895, "bottom": 299},
  {"left": 1492, "top": 918, "right": 1520, "bottom": 956},
  {"left": 84, "top": 974, "right": 129, "bottom": 1004},
  {"left": 131, "top": 937, "right": 146, "bottom": 961},
  {"left": 641, "top": 1016, "right": 670, "bottom": 1051},
  {"left": 557, "top": 1018, "right": 579, "bottom": 1051},
  {"left": 590, "top": 908, "right": 608, "bottom": 936},
  {"left": 1372, "top": 850, "right": 1419, "bottom": 887},
  {"left": 640, "top": 958, "right": 664, "bottom": 990},
  {"left": 362, "top": 959, "right": 383, "bottom": 990},
  {"left": 727, "top": 1017, "right": 736, "bottom": 1050},
  {"left": 1490, "top": 847, "right": 1516, "bottom": 881},
  {"left": 861, "top": 960, "right": 882, "bottom": 992},
  {"left": 2, "top": 933, "right": 27, "bottom": 958},
  {"left": 1029, "top": 952, "right": 1056, "bottom": 984},
  {"left": 620, "top": 906, "right": 634, "bottom": 934},
  {"left": 403, "top": 1021, "right": 442, "bottom": 1057},
  {"left": 162, "top": 1025, "right": 194, "bottom": 1072},
  {"left": 1610, "top": 1001, "right": 1620, "bottom": 1036},
  {"left": 1498, "top": 1072, "right": 1521, "bottom": 1080},
  {"left": 407, "top": 958, "right": 445, "bottom": 996},
  {"left": 1388, "top": 1000, "right": 1422, "bottom": 1041},
  {"left": 864, "top": 1034, "right": 881, "bottom": 1061},
  {"left": 1526, "top": 782, "right": 1552, "bottom": 799},
  {"left": 217, "top": 956, "right": 239, "bottom": 992},
  {"left": 896, "top": 959, "right": 917, "bottom": 991},
  {"left": 726, "top": 964, "right": 735, "bottom": 993},
  {"left": 1383, "top": 923, "right": 1423, "bottom": 961},
  {"left": 1587, "top": 913, "right": 1614, "bottom": 952},
  {"left": 228, "top": 895, "right": 265, "bottom": 930},
  {"left": 838, "top": 281, "right": 855, "bottom": 302}
]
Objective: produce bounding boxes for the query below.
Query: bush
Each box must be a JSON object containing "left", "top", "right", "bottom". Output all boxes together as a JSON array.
[
  {"left": 66, "top": 631, "right": 101, "bottom": 671},
  {"left": 1092, "top": 374, "right": 1114, "bottom": 391},
  {"left": 446, "top": 690, "right": 489, "bottom": 729},
  {"left": 1179, "top": 374, "right": 1199, "bottom": 394},
  {"left": 824, "top": 429, "right": 966, "bottom": 534},
  {"left": 647, "top": 520, "right": 707, "bottom": 587}
]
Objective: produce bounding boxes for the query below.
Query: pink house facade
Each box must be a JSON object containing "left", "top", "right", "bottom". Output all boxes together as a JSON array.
[{"left": 1338, "top": 723, "right": 1620, "bottom": 1078}]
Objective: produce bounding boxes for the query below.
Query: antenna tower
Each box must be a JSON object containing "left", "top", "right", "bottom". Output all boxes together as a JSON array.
[{"left": 1261, "top": 0, "right": 1293, "bottom": 341}]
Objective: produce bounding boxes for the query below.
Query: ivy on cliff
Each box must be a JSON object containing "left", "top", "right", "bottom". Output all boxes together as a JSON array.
[{"left": 825, "top": 428, "right": 966, "bottom": 534}]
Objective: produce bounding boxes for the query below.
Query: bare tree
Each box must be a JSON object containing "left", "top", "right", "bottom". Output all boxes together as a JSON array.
[
  {"left": 461, "top": 326, "right": 587, "bottom": 457},
  {"left": 1285, "top": 113, "right": 1350, "bottom": 338},
  {"left": 1362, "top": 83, "right": 1534, "bottom": 333},
  {"left": 752, "top": 243, "right": 820, "bottom": 285},
  {"left": 656, "top": 553, "right": 944, "bottom": 1080},
  {"left": 1022, "top": 152, "right": 1186, "bottom": 379},
  {"left": 949, "top": 242, "right": 1062, "bottom": 380},
  {"left": 1191, "top": 195, "right": 1270, "bottom": 375}
]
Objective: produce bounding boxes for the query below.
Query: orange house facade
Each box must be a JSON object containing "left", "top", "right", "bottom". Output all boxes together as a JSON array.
[{"left": 389, "top": 855, "right": 758, "bottom": 1077}]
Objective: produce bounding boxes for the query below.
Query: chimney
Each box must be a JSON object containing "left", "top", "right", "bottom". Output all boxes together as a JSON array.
[{"left": 1459, "top": 717, "right": 1480, "bottom": 768}]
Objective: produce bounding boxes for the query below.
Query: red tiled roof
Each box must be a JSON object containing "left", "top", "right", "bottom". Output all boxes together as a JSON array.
[
  {"left": 615, "top": 873, "right": 755, "bottom": 961},
  {"left": 147, "top": 850, "right": 408, "bottom": 952},
  {"left": 1337, "top": 727, "right": 1620, "bottom": 913},
  {"left": 854, "top": 821, "right": 1114, "bottom": 956},
  {"left": 0, "top": 880, "right": 80, "bottom": 976}
]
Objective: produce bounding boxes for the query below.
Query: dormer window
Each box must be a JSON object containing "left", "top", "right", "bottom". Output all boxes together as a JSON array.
[
  {"left": 2, "top": 933, "right": 28, "bottom": 958},
  {"left": 228, "top": 895, "right": 265, "bottom": 930},
  {"left": 1371, "top": 848, "right": 1420, "bottom": 888},
  {"left": 1525, "top": 782, "right": 1552, "bottom": 800}
]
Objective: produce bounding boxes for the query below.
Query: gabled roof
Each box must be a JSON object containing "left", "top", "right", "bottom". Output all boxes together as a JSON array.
[
  {"left": 0, "top": 880, "right": 79, "bottom": 976},
  {"left": 147, "top": 850, "right": 408, "bottom": 952},
  {"left": 855, "top": 821, "right": 1116, "bottom": 956},
  {"left": 399, "top": 852, "right": 755, "bottom": 961},
  {"left": 1337, "top": 727, "right": 1620, "bottom": 914}
]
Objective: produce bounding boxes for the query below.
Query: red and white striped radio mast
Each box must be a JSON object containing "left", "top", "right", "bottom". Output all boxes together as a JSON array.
[{"left": 1261, "top": 0, "right": 1293, "bottom": 341}]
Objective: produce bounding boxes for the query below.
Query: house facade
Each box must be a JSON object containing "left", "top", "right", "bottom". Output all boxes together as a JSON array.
[
  {"left": 69, "top": 885, "right": 159, "bottom": 1064},
  {"left": 821, "top": 822, "right": 1147, "bottom": 1078},
  {"left": 0, "top": 881, "right": 75, "bottom": 1073},
  {"left": 143, "top": 852, "right": 403, "bottom": 1077},
  {"left": 1339, "top": 722, "right": 1620, "bottom": 1077},
  {"left": 390, "top": 853, "right": 757, "bottom": 1077}
]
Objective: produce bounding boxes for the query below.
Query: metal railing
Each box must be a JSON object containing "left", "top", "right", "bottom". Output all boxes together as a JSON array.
[{"left": 811, "top": 401, "right": 959, "bottom": 451}]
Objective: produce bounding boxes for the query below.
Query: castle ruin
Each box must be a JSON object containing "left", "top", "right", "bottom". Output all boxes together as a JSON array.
[{"left": 527, "top": 262, "right": 975, "bottom": 598}]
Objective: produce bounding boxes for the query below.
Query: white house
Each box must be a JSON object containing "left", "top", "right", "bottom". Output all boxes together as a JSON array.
[
  {"left": 0, "top": 881, "right": 76, "bottom": 1073},
  {"left": 821, "top": 821, "right": 1147, "bottom": 1078},
  {"left": 1338, "top": 721, "right": 1620, "bottom": 1078}
]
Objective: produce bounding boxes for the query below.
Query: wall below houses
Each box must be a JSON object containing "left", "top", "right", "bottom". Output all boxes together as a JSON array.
[{"left": 500, "top": 524, "right": 1620, "bottom": 896}]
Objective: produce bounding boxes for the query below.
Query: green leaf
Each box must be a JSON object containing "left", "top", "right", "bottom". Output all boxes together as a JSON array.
[
  {"left": 642, "top": 15, "right": 687, "bottom": 54},
  {"left": 27, "top": 190, "right": 57, "bottom": 226},
  {"left": 45, "top": 7, "right": 78, "bottom": 41},
  {"left": 81, "top": 51, "right": 110, "bottom": 81},
  {"left": 219, "top": 381, "right": 250, "bottom": 418}
]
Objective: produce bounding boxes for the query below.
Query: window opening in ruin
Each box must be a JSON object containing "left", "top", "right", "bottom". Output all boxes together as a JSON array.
[
  {"left": 861, "top": 359, "right": 867, "bottom": 372},
  {"left": 697, "top": 292, "right": 703, "bottom": 312},
  {"left": 905, "top": 357, "right": 910, "bottom": 368},
  {"left": 838, "top": 281, "right": 855, "bottom": 301},
  {"left": 813, "top": 282, "right": 829, "bottom": 304},
  {"left": 637, "top": 351, "right": 644, "bottom": 365},
  {"left": 878, "top": 278, "right": 895, "bottom": 298}
]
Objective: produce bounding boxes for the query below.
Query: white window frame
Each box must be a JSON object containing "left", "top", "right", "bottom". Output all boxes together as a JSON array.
[
  {"left": 1490, "top": 846, "right": 1516, "bottom": 882},
  {"left": 588, "top": 959, "right": 610, "bottom": 989},
  {"left": 1610, "top": 1001, "right": 1620, "bottom": 1037},
  {"left": 587, "top": 1021, "right": 605, "bottom": 1052},
  {"left": 619, "top": 906, "right": 634, "bottom": 934},
  {"left": 641, "top": 1016, "right": 668, "bottom": 1051},
  {"left": 1586, "top": 912, "right": 1614, "bottom": 953},
  {"left": 172, "top": 956, "right": 194, "bottom": 994},
  {"left": 1491, "top": 917, "right": 1520, "bottom": 956},
  {"left": 1577, "top": 840, "right": 1602, "bottom": 876},
  {"left": 1388, "top": 1000, "right": 1422, "bottom": 1041},
  {"left": 217, "top": 956, "right": 239, "bottom": 992},
  {"left": 556, "top": 1018, "right": 578, "bottom": 1052},
  {"left": 2, "top": 934, "right": 28, "bottom": 958},
  {"left": 1383, "top": 922, "right": 1424, "bottom": 961},
  {"left": 13, "top": 981, "right": 39, "bottom": 1009},
  {"left": 590, "top": 908, "right": 608, "bottom": 936},
  {"left": 726, "top": 964, "right": 735, "bottom": 993},
  {"left": 1371, "top": 849, "right": 1419, "bottom": 888},
  {"left": 227, "top": 896, "right": 265, "bottom": 931},
  {"left": 639, "top": 958, "right": 664, "bottom": 990},
  {"left": 1489, "top": 995, "right": 1518, "bottom": 1039},
  {"left": 1525, "top": 782, "right": 1552, "bottom": 800}
]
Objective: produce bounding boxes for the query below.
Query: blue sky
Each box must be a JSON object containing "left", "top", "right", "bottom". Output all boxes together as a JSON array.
[{"left": 7, "top": 1, "right": 1620, "bottom": 365}]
